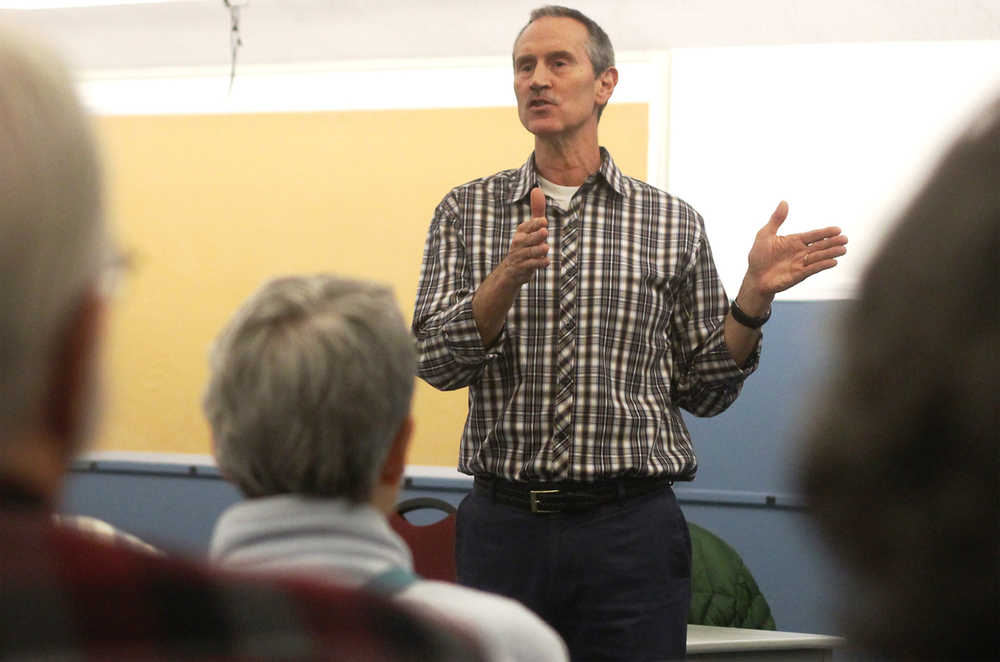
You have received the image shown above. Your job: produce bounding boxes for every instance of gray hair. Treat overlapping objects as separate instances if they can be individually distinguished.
[204,274,417,502]
[0,25,106,442]
[523,6,615,75]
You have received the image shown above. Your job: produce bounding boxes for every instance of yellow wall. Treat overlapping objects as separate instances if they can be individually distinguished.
[95,104,648,465]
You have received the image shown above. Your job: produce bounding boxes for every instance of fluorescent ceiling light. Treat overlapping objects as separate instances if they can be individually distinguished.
[0,1,183,8]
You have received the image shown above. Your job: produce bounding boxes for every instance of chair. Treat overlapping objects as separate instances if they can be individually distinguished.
[687,521,776,630]
[389,497,458,582]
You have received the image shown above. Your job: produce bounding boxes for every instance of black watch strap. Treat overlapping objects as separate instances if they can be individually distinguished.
[730,299,771,329]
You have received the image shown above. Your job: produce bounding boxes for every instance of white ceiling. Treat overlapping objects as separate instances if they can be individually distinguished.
[2,0,999,73]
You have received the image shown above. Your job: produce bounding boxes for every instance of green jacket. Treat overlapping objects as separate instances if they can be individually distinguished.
[688,522,776,630]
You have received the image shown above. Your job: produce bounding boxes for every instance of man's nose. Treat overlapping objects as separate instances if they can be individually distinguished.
[529,68,551,91]
[530,78,551,93]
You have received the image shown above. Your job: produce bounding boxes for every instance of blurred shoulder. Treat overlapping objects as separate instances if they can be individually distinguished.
[401,579,569,662]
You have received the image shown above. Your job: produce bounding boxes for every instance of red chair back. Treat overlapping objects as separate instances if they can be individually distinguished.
[388,497,458,583]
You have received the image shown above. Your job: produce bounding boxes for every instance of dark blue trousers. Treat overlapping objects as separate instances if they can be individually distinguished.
[456,485,691,662]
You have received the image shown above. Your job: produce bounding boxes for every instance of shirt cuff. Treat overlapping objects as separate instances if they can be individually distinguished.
[440,295,508,364]
[701,326,762,383]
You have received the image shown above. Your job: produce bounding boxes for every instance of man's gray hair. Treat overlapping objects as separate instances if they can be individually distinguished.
[204,274,417,502]
[0,26,106,441]
[514,6,616,119]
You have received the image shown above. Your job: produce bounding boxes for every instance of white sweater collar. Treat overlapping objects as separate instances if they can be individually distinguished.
[209,495,414,585]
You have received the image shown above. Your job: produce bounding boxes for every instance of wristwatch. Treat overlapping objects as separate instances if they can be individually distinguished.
[730,299,771,329]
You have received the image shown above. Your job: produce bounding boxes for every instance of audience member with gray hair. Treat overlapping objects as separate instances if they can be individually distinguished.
[205,275,416,506]
[0,23,485,662]
[206,274,569,662]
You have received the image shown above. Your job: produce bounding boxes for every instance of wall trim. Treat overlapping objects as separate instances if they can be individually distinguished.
[70,453,806,509]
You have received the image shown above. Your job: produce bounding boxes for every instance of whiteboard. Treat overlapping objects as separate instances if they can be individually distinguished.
[668,41,1000,300]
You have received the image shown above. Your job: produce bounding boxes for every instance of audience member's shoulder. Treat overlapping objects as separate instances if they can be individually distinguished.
[53,513,164,555]
[0,512,485,661]
[401,579,569,662]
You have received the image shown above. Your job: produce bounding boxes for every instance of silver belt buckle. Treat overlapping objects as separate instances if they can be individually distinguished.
[529,489,560,514]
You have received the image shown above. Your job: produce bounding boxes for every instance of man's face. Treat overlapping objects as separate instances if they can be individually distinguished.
[513,16,608,138]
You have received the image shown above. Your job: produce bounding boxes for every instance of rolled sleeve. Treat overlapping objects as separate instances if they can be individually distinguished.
[671,225,760,417]
[690,317,761,385]
[413,197,507,391]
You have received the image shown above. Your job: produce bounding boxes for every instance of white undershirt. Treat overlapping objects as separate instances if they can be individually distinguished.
[536,174,580,211]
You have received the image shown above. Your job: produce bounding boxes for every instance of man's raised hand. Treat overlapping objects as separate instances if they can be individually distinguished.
[502,187,551,287]
[745,201,848,297]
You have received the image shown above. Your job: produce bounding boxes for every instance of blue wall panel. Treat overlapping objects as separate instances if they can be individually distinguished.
[682,299,848,495]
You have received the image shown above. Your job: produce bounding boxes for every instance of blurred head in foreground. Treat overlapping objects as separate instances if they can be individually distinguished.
[0,23,109,504]
[799,96,999,660]
[0,26,486,662]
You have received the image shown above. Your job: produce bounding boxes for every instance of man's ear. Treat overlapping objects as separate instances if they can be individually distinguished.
[44,288,105,455]
[380,415,414,487]
[596,66,618,106]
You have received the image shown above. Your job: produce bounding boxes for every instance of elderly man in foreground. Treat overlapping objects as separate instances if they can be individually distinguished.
[205,274,569,662]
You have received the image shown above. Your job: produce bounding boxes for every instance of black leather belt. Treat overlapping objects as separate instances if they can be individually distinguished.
[474,476,672,514]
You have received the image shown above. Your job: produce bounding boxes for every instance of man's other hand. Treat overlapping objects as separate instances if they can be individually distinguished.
[744,200,848,300]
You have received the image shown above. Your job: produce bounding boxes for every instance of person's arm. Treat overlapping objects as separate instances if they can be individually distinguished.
[412,188,550,390]
[412,195,485,391]
[724,200,848,365]
[471,188,550,346]
[669,199,847,416]
[669,226,750,417]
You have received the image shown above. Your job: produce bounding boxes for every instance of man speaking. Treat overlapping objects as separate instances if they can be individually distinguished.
[412,6,847,660]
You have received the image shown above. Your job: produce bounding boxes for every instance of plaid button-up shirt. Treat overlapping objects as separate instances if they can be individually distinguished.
[413,149,759,482]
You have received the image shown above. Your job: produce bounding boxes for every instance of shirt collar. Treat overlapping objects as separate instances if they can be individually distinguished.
[210,494,415,573]
[506,146,635,204]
